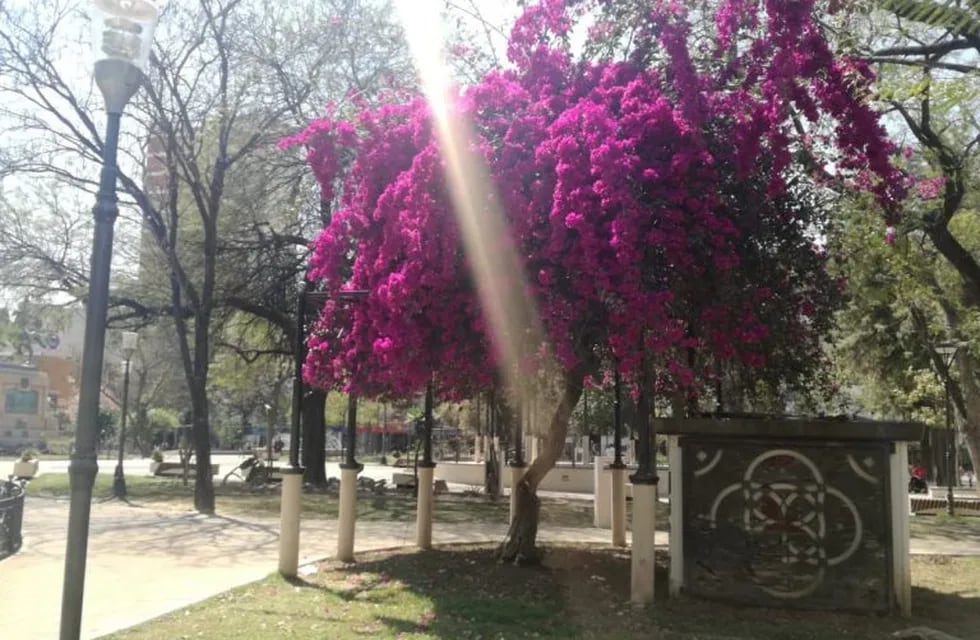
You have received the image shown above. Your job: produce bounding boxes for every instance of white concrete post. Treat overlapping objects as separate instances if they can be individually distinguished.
[416,465,435,549]
[337,466,359,562]
[611,465,627,547]
[509,464,527,524]
[631,482,657,605]
[530,437,539,462]
[498,455,506,496]
[668,436,684,596]
[278,469,303,577]
[890,442,911,616]
[593,456,612,528]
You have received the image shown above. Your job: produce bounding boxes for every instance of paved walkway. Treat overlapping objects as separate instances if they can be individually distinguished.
[0,496,664,639]
[2,493,980,640]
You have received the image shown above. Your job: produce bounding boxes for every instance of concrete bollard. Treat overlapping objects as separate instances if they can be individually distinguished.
[416,465,435,549]
[278,468,303,577]
[630,482,657,605]
[337,466,359,562]
[593,456,612,528]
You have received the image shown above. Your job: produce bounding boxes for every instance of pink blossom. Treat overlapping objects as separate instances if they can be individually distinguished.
[285,0,900,401]
[916,176,945,200]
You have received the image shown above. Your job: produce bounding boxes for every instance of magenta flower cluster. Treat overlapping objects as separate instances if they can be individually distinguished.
[282,0,903,398]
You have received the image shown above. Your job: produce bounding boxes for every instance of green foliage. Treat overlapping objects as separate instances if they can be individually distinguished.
[571,386,616,436]
[827,194,980,423]
[97,410,117,447]
[0,299,69,360]
[876,0,980,36]
[147,408,179,432]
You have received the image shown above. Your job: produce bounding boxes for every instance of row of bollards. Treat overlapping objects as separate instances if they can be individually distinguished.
[277,454,658,604]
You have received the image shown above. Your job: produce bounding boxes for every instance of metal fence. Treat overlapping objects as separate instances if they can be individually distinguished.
[0,478,26,560]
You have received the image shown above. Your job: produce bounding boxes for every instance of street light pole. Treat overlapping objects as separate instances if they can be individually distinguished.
[112,331,138,499]
[935,342,963,518]
[609,368,627,547]
[61,3,159,638]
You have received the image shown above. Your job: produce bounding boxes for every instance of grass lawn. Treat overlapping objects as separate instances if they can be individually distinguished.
[26,473,670,529]
[106,545,980,640]
[910,513,980,541]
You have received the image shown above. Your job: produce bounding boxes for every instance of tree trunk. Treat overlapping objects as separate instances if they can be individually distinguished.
[919,430,935,482]
[302,389,328,486]
[499,371,583,564]
[190,383,216,514]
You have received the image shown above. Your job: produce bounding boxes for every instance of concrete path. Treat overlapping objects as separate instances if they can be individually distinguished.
[2,490,979,639]
[0,496,663,639]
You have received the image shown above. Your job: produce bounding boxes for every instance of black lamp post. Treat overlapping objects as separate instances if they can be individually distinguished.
[421,380,435,467]
[611,369,625,469]
[61,2,159,638]
[630,357,658,486]
[935,343,962,517]
[112,330,138,498]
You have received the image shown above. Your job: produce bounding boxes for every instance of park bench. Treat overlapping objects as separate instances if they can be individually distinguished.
[392,472,415,488]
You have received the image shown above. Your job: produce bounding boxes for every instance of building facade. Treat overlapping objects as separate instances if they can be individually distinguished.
[0,363,55,451]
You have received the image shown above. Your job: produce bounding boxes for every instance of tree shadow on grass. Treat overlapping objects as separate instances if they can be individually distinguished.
[292,546,980,640]
[293,546,580,639]
[652,555,980,640]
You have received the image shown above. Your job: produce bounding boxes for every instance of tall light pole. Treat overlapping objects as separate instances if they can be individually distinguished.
[935,342,963,518]
[61,2,160,638]
[112,330,139,498]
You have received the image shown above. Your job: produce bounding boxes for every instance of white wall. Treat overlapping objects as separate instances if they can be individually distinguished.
[436,460,671,496]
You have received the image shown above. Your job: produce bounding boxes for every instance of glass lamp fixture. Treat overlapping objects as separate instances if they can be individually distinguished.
[121,330,139,359]
[91,0,160,112]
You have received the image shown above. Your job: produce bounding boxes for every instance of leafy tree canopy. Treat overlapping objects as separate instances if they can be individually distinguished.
[287,0,901,405]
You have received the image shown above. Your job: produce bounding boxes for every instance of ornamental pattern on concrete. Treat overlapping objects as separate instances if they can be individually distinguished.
[683,439,892,610]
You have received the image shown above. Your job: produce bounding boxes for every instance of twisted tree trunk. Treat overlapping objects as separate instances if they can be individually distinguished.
[499,371,584,564]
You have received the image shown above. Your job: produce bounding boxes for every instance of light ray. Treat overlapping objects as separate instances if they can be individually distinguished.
[395,0,546,395]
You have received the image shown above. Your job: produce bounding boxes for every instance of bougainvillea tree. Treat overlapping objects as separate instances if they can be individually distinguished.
[284,0,904,559]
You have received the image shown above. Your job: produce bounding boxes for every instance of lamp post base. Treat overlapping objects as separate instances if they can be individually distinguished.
[61,454,99,640]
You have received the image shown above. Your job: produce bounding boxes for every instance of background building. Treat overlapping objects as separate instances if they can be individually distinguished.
[0,362,54,450]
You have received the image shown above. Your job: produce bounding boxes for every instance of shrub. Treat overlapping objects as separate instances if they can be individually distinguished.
[19,449,39,462]
[150,448,164,463]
